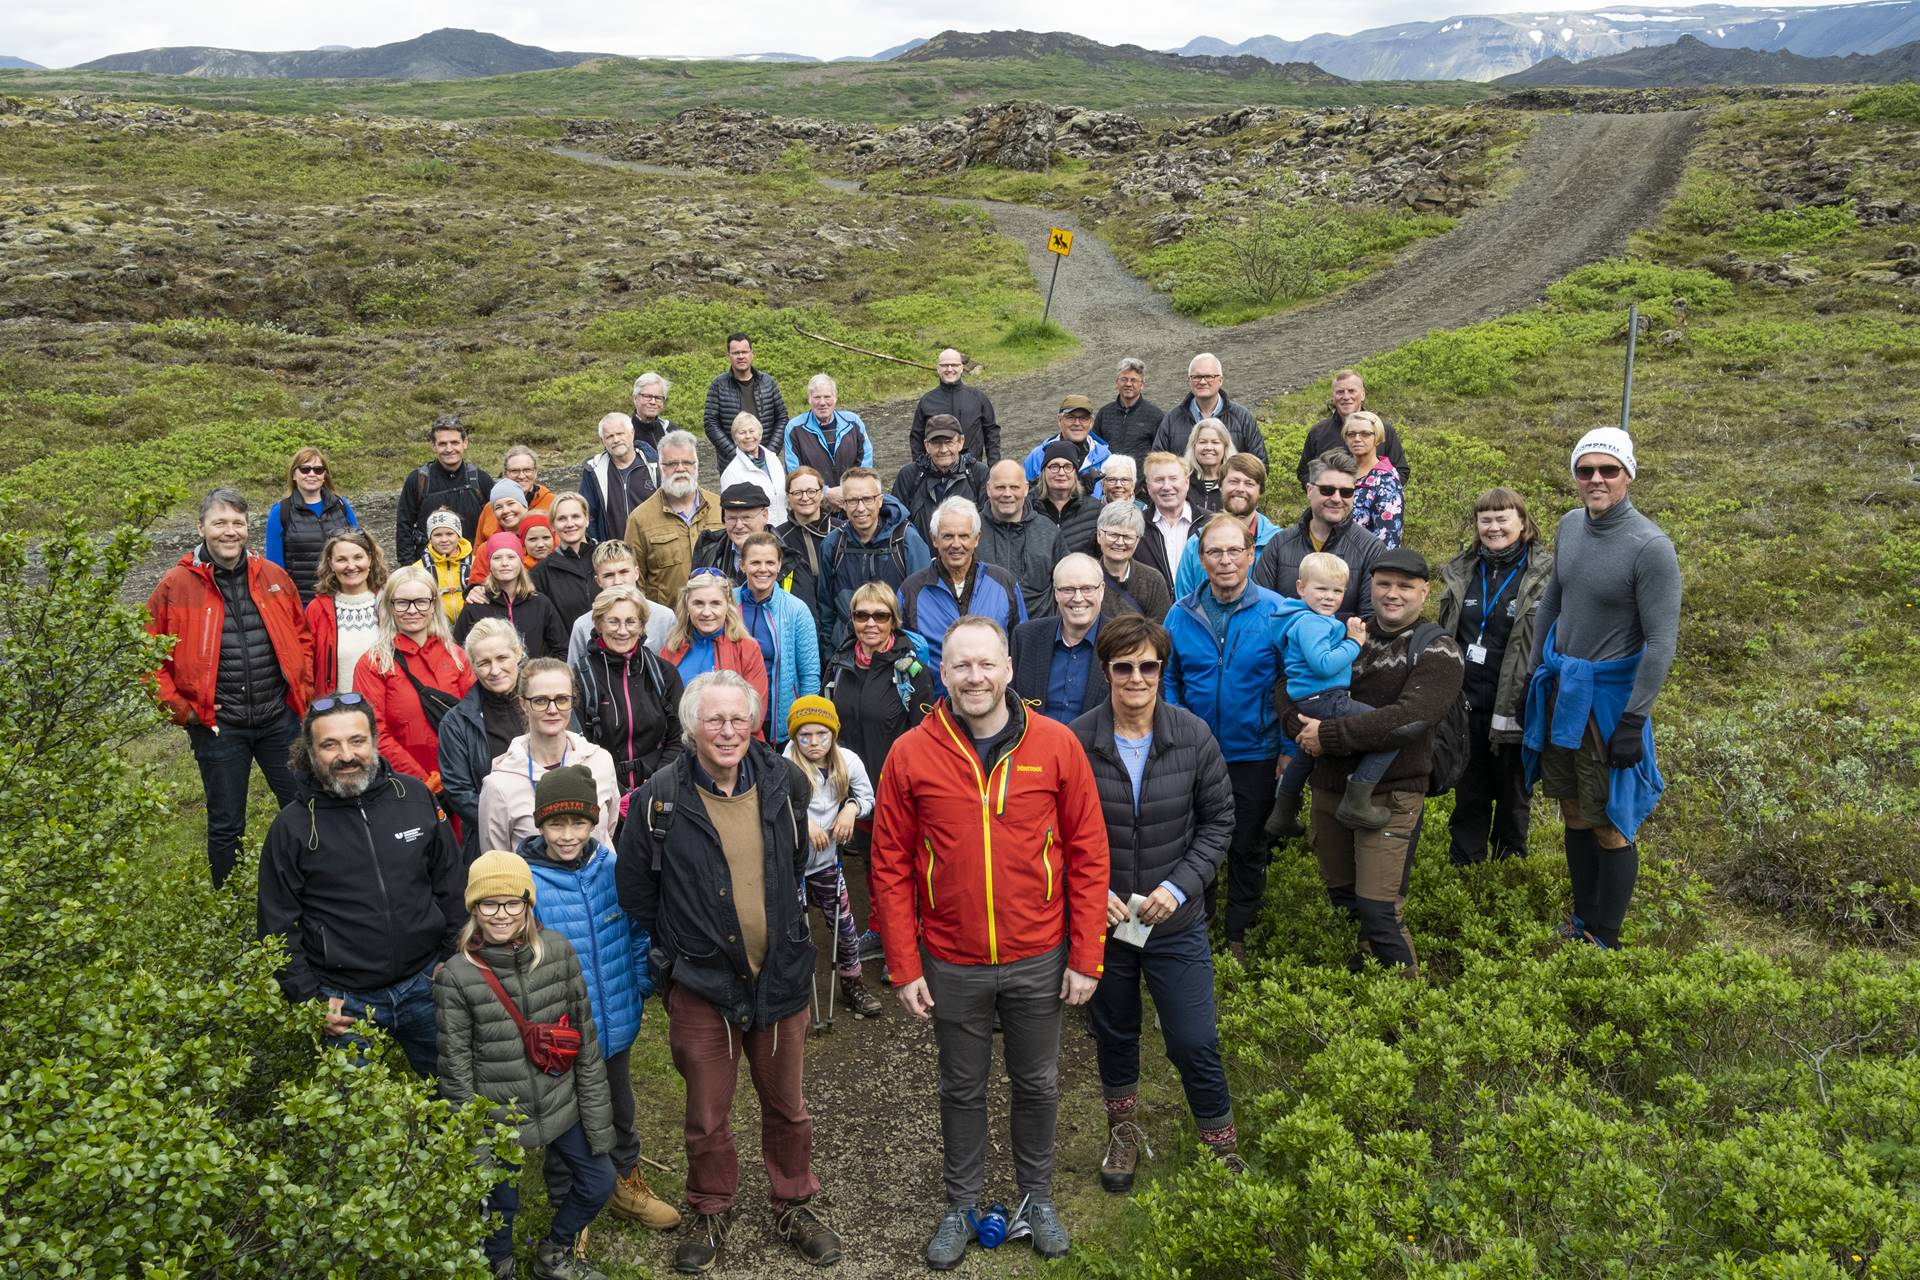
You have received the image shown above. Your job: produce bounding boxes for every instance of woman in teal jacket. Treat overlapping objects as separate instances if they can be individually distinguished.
[736,531,822,745]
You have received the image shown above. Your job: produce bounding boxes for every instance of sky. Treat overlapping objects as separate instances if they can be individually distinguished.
[2,0,1854,66]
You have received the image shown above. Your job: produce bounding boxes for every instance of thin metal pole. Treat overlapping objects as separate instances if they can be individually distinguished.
[1621,302,1639,432]
[1041,254,1062,327]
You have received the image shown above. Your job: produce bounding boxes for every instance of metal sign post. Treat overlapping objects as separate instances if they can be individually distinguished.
[1042,226,1073,326]
[1621,302,1639,431]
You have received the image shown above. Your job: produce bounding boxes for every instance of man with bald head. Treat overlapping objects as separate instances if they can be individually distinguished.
[1011,554,1109,723]
[910,347,999,462]
[1152,352,1268,466]
[582,409,659,543]
[978,459,1062,620]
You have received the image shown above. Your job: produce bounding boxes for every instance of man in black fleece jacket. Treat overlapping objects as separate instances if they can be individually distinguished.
[257,700,465,1077]
[1278,548,1463,973]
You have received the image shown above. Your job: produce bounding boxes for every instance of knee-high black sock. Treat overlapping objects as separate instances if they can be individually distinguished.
[1588,841,1639,949]
[1564,827,1600,928]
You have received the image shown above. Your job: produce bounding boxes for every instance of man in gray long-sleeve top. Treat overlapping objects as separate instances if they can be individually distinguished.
[1525,427,1681,951]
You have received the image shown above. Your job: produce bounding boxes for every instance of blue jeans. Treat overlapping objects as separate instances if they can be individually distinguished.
[318,960,440,1079]
[1278,689,1398,798]
[1089,921,1233,1129]
[186,705,300,888]
[486,1121,616,1262]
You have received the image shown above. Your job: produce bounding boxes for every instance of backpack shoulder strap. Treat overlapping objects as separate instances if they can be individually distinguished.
[1407,621,1448,661]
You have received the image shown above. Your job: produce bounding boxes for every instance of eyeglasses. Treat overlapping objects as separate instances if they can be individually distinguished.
[1107,660,1163,679]
[1575,464,1624,480]
[635,392,666,403]
[660,457,696,470]
[788,486,822,499]
[1099,531,1139,545]
[296,464,327,475]
[851,609,893,624]
[1057,585,1101,599]
[699,715,755,734]
[843,495,880,508]
[391,597,435,613]
[524,694,574,711]
[310,692,367,713]
[1188,373,1221,383]
[1314,484,1356,499]
[476,897,528,917]
[1201,546,1249,561]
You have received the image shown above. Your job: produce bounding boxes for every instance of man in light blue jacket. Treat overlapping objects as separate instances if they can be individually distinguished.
[737,530,821,745]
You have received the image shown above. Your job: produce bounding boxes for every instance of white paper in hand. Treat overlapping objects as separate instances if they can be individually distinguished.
[1111,894,1152,948]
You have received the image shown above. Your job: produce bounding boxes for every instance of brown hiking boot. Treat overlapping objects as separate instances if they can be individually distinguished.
[840,975,883,1018]
[1209,1139,1249,1176]
[610,1167,682,1230]
[776,1196,844,1266]
[1099,1118,1151,1193]
[674,1209,734,1275]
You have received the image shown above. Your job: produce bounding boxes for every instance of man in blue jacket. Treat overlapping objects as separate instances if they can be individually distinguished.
[1163,514,1293,963]
[816,468,931,653]
[897,496,1028,696]
[784,374,874,506]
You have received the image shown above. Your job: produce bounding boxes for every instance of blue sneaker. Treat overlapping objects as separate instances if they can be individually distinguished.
[857,928,884,961]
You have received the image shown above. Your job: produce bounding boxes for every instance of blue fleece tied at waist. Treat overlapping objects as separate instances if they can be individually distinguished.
[1522,624,1665,840]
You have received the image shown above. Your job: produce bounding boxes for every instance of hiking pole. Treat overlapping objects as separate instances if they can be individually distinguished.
[1620,302,1639,432]
[824,871,841,1030]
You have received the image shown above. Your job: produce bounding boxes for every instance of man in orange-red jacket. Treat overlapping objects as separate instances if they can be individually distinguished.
[147,488,313,888]
[870,614,1109,1270]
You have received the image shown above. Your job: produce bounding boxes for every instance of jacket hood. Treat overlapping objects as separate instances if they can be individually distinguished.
[426,538,474,566]
[183,545,252,576]
[515,831,608,874]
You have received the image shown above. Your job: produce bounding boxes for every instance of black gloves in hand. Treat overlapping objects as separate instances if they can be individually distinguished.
[1606,712,1647,769]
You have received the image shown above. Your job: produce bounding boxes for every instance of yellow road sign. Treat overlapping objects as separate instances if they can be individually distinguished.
[1047,226,1073,256]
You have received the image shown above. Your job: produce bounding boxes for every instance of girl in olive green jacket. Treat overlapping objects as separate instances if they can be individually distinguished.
[435,850,616,1280]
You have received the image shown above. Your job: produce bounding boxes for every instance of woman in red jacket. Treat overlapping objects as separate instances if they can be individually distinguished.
[658,567,770,741]
[353,564,476,794]
[306,530,391,697]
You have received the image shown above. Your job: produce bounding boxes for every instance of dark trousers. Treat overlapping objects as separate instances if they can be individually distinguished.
[1280,692,1398,794]
[923,942,1067,1207]
[1221,758,1281,943]
[485,1121,616,1262]
[1088,923,1232,1129]
[546,1048,638,1198]
[666,985,818,1215]
[188,706,300,888]
[1448,712,1532,864]
[1311,787,1426,969]
[318,959,439,1078]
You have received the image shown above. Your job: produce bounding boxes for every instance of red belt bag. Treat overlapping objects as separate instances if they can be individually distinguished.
[469,956,581,1076]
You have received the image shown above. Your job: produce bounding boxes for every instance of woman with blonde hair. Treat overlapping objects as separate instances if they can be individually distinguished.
[306,529,391,697]
[266,445,358,603]
[352,565,475,795]
[1344,410,1405,548]
[1182,418,1238,516]
[455,531,567,659]
[658,567,770,739]
[440,617,528,861]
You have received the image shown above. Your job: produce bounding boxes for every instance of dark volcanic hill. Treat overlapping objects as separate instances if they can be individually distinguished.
[74,28,611,81]
[896,29,1346,82]
[0,56,46,70]
[1492,33,1920,85]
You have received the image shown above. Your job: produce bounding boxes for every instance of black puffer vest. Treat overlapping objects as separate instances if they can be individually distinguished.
[214,557,288,728]
[281,493,354,603]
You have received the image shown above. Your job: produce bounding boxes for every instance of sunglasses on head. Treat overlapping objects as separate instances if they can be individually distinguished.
[310,692,367,714]
[1575,464,1624,480]
[1314,484,1356,499]
[1106,660,1163,679]
[687,566,729,582]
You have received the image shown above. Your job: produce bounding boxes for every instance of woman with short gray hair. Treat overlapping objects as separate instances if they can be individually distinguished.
[1095,502,1172,621]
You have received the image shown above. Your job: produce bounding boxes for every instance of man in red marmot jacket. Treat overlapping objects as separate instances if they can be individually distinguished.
[870,615,1109,1269]
[147,488,313,888]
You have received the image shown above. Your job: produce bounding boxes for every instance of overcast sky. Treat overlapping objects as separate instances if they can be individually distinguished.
[4,0,1847,66]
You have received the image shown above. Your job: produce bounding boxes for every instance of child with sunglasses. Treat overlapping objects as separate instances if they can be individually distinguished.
[435,850,617,1280]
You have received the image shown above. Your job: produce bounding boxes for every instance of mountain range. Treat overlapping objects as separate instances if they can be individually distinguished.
[1179,1,1920,80]
[1494,31,1920,83]
[72,29,610,80]
[894,29,1344,79]
[0,55,45,70]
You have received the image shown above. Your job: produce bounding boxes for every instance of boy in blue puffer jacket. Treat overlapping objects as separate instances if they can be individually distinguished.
[1270,554,1403,835]
[518,765,683,1234]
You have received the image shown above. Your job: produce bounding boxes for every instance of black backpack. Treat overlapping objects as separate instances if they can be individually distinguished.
[1407,622,1472,795]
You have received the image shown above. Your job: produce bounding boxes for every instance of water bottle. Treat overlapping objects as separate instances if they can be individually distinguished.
[968,1203,1010,1248]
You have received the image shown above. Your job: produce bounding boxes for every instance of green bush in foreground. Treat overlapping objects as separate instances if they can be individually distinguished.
[0,504,509,1277]
[1098,853,1920,1279]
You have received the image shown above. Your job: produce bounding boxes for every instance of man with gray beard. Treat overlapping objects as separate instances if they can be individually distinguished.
[625,429,723,607]
[257,694,465,1077]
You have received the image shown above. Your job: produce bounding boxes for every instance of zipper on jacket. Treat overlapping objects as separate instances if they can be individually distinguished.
[933,706,1032,965]
[1041,828,1055,903]
[576,870,608,1043]
[923,837,937,911]
[357,802,395,957]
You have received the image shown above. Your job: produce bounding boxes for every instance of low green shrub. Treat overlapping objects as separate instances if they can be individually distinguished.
[1663,169,1754,234]
[1733,204,1860,251]
[0,504,511,1277]
[1849,83,1920,126]
[1545,259,1736,316]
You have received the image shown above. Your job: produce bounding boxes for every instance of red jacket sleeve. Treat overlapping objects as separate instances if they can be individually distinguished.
[354,656,434,783]
[145,573,193,724]
[868,741,924,986]
[1054,736,1111,978]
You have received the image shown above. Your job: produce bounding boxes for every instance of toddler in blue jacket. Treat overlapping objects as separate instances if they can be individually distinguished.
[1271,553,1401,834]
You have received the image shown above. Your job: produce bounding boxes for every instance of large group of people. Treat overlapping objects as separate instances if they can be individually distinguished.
[145,338,1679,1278]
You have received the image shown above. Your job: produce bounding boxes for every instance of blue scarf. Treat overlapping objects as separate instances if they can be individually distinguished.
[1521,624,1665,839]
